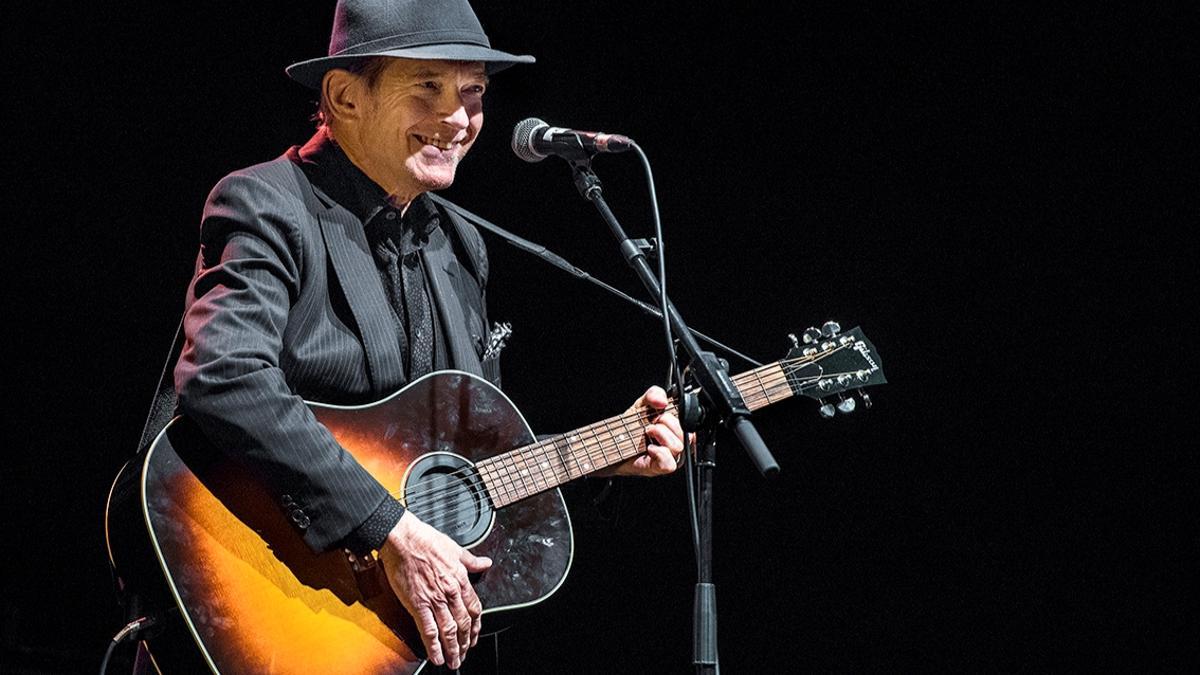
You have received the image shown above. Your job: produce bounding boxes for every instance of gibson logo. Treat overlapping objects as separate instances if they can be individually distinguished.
[853,341,879,372]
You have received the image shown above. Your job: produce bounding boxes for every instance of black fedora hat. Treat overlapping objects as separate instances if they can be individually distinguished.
[286,0,535,89]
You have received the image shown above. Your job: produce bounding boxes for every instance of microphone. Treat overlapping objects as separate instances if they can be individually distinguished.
[511,118,633,163]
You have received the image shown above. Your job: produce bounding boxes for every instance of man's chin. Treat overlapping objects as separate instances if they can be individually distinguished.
[417,175,456,192]
[408,162,460,192]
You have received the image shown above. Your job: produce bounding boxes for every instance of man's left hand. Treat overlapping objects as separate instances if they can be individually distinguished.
[597,386,687,477]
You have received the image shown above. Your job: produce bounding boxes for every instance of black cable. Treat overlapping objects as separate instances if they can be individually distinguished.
[99,615,157,675]
[630,142,704,576]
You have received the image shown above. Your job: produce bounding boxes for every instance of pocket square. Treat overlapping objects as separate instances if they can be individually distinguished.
[482,322,512,362]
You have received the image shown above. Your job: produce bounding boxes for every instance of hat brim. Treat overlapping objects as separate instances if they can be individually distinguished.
[286,45,535,89]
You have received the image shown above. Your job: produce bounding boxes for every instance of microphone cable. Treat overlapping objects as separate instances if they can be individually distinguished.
[629,142,703,577]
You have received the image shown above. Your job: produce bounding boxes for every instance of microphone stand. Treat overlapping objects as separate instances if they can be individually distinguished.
[563,153,780,674]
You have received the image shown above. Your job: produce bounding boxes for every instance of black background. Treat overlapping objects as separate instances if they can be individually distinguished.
[2,2,1192,673]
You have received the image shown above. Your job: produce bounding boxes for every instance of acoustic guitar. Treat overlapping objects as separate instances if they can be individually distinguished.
[106,325,884,673]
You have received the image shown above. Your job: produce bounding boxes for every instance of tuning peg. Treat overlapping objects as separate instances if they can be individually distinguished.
[818,401,836,418]
[857,389,873,409]
[836,395,856,414]
[802,327,823,344]
[788,333,800,349]
[821,320,841,337]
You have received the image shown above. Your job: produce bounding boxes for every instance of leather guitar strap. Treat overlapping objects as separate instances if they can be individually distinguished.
[136,317,184,454]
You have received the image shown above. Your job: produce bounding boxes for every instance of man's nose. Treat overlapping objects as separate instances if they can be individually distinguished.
[440,96,471,130]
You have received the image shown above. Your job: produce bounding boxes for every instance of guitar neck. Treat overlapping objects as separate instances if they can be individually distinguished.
[476,362,791,507]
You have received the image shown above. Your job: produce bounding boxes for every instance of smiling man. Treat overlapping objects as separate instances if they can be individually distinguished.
[318,58,488,204]
[151,1,686,674]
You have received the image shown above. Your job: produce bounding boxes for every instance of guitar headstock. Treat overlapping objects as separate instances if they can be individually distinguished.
[783,321,886,418]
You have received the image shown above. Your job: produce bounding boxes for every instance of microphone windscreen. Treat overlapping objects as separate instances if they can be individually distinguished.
[511,117,548,163]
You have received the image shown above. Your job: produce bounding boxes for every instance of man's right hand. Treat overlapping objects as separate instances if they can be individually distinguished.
[377,511,492,670]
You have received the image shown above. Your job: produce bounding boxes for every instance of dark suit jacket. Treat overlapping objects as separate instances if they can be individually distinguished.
[174,147,496,553]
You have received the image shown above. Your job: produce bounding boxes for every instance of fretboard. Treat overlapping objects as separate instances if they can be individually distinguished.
[476,361,793,507]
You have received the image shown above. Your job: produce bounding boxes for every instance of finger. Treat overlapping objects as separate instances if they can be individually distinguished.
[645,445,677,474]
[626,385,667,414]
[464,582,484,647]
[646,423,684,453]
[643,385,669,410]
[460,549,493,572]
[654,410,685,443]
[432,601,460,669]
[446,581,472,664]
[415,605,443,666]
[633,454,652,471]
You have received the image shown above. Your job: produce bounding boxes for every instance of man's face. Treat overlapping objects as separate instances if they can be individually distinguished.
[347,58,487,201]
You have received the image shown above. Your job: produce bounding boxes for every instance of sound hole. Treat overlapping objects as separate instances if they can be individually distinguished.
[403,452,494,547]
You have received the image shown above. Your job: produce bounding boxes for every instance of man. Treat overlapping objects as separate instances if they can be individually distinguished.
[169,0,684,671]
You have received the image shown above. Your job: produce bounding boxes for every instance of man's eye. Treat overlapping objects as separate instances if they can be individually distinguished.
[464,85,486,96]
[419,81,440,90]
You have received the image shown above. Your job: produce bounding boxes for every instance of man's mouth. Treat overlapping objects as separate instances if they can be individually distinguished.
[414,134,456,151]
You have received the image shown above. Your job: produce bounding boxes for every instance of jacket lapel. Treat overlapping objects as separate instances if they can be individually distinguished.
[310,185,405,391]
[423,224,485,377]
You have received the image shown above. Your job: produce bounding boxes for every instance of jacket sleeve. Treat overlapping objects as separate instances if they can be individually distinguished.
[174,170,401,554]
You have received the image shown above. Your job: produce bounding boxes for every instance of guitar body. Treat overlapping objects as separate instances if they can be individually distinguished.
[106,371,573,674]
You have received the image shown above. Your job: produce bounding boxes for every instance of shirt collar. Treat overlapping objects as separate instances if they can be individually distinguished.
[294,132,441,240]
[297,131,391,225]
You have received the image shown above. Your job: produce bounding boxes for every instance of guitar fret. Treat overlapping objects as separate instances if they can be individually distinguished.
[617,413,644,462]
[751,367,772,405]
[583,423,608,471]
[515,446,536,497]
[503,450,530,503]
[538,439,572,486]
[568,433,596,475]
[479,457,515,507]
[530,442,558,491]
[581,423,612,472]
[544,436,577,482]
[734,364,789,412]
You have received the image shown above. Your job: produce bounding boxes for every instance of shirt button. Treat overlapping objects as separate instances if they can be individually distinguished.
[385,211,397,220]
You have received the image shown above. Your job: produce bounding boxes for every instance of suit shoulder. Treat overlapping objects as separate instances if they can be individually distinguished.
[208,153,308,205]
[198,152,313,261]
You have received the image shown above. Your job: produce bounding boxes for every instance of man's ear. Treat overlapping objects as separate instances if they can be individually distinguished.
[321,68,363,124]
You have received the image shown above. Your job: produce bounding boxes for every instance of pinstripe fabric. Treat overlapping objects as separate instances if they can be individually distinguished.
[174,146,493,553]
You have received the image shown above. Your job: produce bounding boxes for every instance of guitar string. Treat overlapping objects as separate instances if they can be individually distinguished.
[390,339,868,507]
[392,355,859,517]
[394,360,873,524]
[400,368,861,526]
[422,409,645,513]
[389,345,868,511]
[400,366,870,527]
